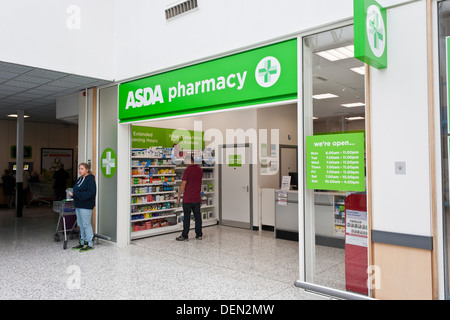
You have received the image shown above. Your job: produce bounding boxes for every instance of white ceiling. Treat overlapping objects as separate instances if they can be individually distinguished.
[0,61,111,124]
[312,56,365,119]
[309,25,365,120]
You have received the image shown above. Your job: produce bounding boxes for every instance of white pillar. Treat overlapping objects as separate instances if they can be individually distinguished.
[15,110,24,217]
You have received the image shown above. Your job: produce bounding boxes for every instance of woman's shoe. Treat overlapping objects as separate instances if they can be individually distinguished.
[79,245,93,252]
[72,243,85,250]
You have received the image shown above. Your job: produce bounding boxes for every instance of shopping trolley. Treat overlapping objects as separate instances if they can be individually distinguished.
[28,182,53,207]
[53,199,78,249]
[52,199,112,249]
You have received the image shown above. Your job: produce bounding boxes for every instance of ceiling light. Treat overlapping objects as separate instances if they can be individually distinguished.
[341,102,365,108]
[351,66,365,75]
[313,117,319,120]
[312,93,339,100]
[7,114,30,118]
[315,45,354,61]
[345,116,365,121]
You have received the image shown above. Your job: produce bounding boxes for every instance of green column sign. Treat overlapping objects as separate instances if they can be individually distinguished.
[354,0,387,69]
[306,133,365,192]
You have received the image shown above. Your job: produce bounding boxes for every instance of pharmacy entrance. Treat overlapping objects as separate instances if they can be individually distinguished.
[114,38,297,243]
[107,31,368,298]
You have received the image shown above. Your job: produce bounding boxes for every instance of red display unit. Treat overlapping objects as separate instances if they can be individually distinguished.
[344,193,368,295]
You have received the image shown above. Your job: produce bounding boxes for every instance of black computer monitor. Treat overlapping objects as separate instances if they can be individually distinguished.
[289,172,298,190]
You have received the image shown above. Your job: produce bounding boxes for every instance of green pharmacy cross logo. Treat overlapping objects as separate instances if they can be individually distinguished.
[255,56,281,88]
[366,5,386,58]
[259,59,277,83]
[101,148,117,178]
[368,10,383,49]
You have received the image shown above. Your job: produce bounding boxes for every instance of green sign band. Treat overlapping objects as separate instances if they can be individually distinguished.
[119,39,297,123]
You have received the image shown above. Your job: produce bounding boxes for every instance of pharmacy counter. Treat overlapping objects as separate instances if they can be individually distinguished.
[274,190,299,241]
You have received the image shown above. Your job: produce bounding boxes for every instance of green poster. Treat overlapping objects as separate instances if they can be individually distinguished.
[306,133,365,192]
[131,126,167,148]
[131,126,205,150]
[354,0,387,69]
[228,155,242,167]
[10,145,32,159]
[166,128,204,150]
[119,39,297,122]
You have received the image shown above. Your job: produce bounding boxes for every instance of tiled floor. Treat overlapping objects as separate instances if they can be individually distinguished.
[0,205,344,300]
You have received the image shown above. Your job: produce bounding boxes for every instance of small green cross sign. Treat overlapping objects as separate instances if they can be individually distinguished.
[368,12,383,50]
[354,0,387,69]
[101,148,117,178]
[259,59,278,83]
[255,56,281,87]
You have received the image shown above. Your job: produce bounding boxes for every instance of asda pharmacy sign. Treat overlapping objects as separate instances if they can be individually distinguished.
[354,0,387,69]
[118,39,297,122]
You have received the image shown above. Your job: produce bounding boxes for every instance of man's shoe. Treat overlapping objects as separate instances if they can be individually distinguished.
[196,236,202,240]
[176,235,188,241]
[72,243,85,251]
[79,245,93,252]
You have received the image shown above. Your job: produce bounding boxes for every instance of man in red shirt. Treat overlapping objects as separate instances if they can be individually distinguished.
[176,153,203,241]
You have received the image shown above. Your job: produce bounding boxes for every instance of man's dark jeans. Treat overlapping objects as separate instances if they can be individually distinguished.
[182,202,202,239]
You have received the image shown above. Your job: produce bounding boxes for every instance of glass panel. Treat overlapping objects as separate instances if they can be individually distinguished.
[438,0,450,300]
[98,86,118,241]
[302,25,368,295]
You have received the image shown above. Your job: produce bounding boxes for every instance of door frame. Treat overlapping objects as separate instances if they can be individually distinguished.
[279,144,298,188]
[218,143,253,229]
[295,20,375,300]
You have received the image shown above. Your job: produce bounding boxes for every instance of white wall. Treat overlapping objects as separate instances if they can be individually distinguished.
[77,89,95,167]
[56,92,78,122]
[0,0,414,82]
[113,0,354,80]
[0,0,114,80]
[371,1,431,236]
[257,104,298,188]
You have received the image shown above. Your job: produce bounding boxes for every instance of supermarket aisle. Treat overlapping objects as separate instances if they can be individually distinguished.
[0,206,309,300]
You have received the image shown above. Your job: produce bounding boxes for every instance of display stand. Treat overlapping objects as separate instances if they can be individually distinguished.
[344,193,368,295]
[130,147,216,239]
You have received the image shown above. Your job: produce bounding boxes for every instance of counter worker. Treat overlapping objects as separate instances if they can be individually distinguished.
[69,162,96,252]
[176,153,203,241]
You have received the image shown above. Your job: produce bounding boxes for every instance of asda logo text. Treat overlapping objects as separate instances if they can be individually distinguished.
[125,71,247,109]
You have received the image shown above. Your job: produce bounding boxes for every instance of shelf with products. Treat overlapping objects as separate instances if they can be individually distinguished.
[334,195,346,236]
[314,191,347,239]
[130,146,217,239]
